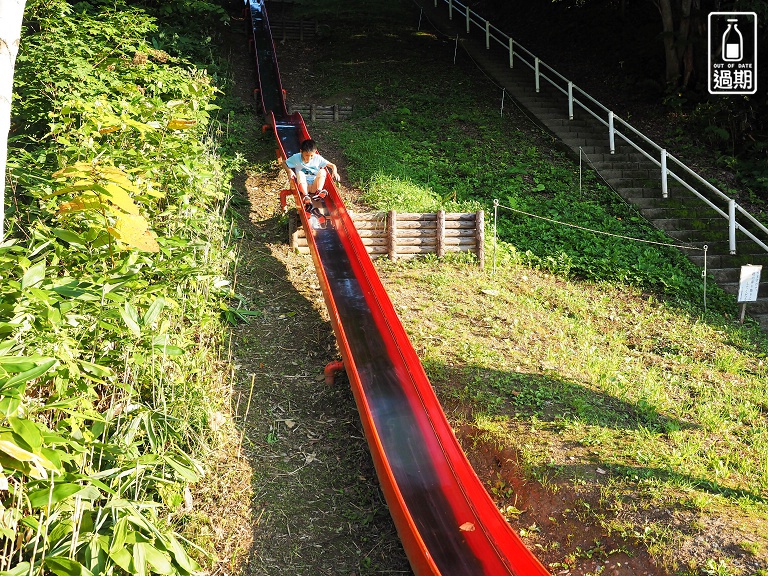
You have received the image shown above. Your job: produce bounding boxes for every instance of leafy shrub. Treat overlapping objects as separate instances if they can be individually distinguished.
[1,1,239,574]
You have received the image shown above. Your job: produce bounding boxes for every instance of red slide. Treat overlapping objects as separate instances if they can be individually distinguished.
[247,0,551,573]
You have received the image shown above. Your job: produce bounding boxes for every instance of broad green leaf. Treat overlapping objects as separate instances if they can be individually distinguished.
[21,261,46,289]
[109,517,128,553]
[0,561,31,576]
[163,453,200,482]
[52,228,86,246]
[27,483,96,508]
[166,534,198,573]
[0,439,50,478]
[136,543,172,575]
[108,546,133,573]
[153,344,184,356]
[0,397,21,417]
[120,302,142,337]
[44,557,95,576]
[3,358,56,390]
[78,360,113,378]
[133,541,147,576]
[8,417,43,451]
[143,298,165,326]
[0,356,36,371]
[46,183,97,197]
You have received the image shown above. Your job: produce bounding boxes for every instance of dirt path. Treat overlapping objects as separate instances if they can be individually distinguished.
[218,12,412,576]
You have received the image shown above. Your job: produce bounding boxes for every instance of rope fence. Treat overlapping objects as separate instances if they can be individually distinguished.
[492,199,710,312]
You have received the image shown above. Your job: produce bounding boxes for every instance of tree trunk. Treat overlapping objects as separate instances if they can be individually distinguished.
[0,0,27,239]
[657,0,681,87]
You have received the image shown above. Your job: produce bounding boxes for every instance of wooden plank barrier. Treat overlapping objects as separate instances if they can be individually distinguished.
[289,210,485,268]
[287,104,354,122]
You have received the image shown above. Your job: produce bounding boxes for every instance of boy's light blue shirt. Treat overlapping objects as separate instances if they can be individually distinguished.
[286,152,329,184]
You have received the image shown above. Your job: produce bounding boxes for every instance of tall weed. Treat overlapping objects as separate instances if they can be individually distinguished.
[1,1,238,574]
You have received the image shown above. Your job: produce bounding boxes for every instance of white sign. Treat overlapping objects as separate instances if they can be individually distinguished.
[708,12,758,95]
[737,264,762,302]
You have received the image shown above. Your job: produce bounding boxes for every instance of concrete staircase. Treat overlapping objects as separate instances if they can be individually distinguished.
[420,3,768,330]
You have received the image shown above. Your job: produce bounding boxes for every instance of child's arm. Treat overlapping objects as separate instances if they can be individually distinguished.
[326,162,340,181]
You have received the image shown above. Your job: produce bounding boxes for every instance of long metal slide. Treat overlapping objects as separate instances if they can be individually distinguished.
[244,2,551,574]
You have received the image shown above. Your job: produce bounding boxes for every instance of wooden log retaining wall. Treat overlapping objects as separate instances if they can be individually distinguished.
[287,104,354,122]
[270,20,319,42]
[289,210,485,268]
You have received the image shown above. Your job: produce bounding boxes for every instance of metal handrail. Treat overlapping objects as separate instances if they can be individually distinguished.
[436,0,768,257]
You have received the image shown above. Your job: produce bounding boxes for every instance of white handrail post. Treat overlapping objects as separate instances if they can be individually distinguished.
[465,8,470,33]
[661,149,668,198]
[608,111,615,155]
[729,199,737,254]
[434,0,437,6]
[535,57,540,93]
[449,0,453,20]
[508,38,514,68]
[567,81,573,120]
[485,20,490,49]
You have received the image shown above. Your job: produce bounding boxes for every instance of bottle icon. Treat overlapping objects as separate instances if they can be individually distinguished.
[722,18,743,61]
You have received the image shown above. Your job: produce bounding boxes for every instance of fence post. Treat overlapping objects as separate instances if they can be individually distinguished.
[535,57,540,93]
[568,81,574,120]
[509,38,514,68]
[475,210,485,269]
[437,210,446,258]
[661,149,668,198]
[465,8,470,33]
[434,0,437,6]
[729,199,737,255]
[449,0,453,19]
[387,210,398,260]
[485,20,490,49]
[608,111,615,155]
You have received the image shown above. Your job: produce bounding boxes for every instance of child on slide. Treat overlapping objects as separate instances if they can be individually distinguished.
[283,138,340,213]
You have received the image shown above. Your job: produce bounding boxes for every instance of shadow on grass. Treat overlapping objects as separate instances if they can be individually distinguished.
[427,361,698,434]
[429,362,768,506]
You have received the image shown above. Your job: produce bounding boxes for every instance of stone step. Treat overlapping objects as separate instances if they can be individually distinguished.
[627,195,696,207]
[539,117,595,128]
[682,239,768,256]
[688,252,768,269]
[651,218,724,233]
[664,227,733,242]
[640,206,721,220]
[589,161,659,172]
[720,284,768,303]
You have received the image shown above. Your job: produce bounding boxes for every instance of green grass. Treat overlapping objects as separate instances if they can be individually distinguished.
[380,256,768,571]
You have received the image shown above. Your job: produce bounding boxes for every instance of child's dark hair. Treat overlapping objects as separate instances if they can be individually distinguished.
[300,139,318,153]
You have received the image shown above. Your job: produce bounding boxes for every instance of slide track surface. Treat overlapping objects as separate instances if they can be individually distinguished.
[245,2,551,574]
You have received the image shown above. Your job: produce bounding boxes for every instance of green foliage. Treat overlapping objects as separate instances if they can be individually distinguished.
[1,0,240,573]
[322,27,731,315]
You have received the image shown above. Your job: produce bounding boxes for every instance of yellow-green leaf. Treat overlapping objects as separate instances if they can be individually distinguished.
[109,214,159,252]
[166,119,196,130]
[57,194,105,215]
[94,183,139,215]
